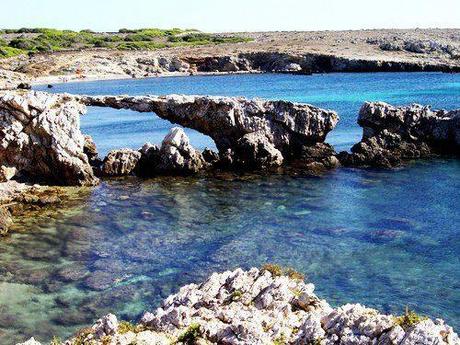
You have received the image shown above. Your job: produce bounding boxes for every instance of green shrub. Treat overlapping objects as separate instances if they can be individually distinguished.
[262,263,284,277]
[261,264,306,281]
[393,307,428,330]
[0,28,252,58]
[177,323,201,344]
[0,46,25,58]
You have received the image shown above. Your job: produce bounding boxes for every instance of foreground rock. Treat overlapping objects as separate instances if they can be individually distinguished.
[0,91,98,185]
[82,94,339,169]
[339,102,460,168]
[19,268,459,345]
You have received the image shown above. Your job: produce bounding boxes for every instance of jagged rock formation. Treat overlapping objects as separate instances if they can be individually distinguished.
[0,91,99,185]
[81,94,339,169]
[0,90,338,185]
[339,102,460,168]
[101,149,141,176]
[153,127,206,174]
[18,268,459,345]
[103,128,207,176]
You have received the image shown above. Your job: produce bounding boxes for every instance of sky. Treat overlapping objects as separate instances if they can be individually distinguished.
[1,0,459,32]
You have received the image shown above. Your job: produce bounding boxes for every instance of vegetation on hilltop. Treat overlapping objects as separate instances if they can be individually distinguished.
[0,28,251,58]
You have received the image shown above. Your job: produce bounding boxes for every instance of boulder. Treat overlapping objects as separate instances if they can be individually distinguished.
[0,91,98,186]
[0,165,17,182]
[233,132,284,168]
[101,149,141,176]
[136,129,206,176]
[83,135,101,166]
[157,127,206,174]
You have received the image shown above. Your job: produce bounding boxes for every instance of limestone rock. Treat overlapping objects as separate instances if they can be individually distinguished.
[80,94,339,169]
[233,132,284,168]
[0,164,17,182]
[18,268,460,345]
[83,135,101,167]
[156,127,206,174]
[0,91,98,186]
[339,102,460,168]
[92,313,119,338]
[401,319,460,345]
[0,69,30,91]
[202,147,220,165]
[101,149,141,176]
[136,142,161,177]
[15,338,42,345]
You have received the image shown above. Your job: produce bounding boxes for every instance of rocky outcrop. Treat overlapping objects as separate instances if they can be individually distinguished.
[105,128,207,177]
[19,268,459,345]
[81,94,339,169]
[101,149,141,176]
[0,90,339,185]
[0,91,99,185]
[339,102,460,168]
[155,127,206,174]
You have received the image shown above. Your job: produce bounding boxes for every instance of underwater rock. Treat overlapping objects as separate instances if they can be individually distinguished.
[0,91,98,186]
[0,206,12,235]
[84,271,117,291]
[339,102,460,168]
[80,94,339,169]
[26,268,459,345]
[101,149,141,177]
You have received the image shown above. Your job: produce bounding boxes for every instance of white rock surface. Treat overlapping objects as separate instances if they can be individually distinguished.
[16,268,460,345]
[0,91,98,185]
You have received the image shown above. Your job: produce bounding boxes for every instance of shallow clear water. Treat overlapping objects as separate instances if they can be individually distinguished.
[0,73,458,344]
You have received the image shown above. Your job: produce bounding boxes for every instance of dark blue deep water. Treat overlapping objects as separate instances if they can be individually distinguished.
[0,73,458,344]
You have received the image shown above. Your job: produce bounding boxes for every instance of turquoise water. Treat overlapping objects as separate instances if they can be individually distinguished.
[0,73,458,344]
[36,72,460,154]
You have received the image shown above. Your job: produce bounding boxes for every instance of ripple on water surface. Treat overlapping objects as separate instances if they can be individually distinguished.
[0,159,459,344]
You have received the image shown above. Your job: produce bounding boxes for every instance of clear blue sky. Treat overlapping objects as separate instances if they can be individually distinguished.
[1,0,459,32]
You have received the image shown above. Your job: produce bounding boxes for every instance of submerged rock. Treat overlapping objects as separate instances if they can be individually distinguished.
[0,91,98,186]
[23,268,459,345]
[0,206,12,235]
[339,102,460,168]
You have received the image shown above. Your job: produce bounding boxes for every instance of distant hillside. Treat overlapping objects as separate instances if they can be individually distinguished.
[0,28,251,58]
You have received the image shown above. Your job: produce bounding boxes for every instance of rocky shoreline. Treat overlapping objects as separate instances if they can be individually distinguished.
[18,267,460,345]
[1,29,460,88]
